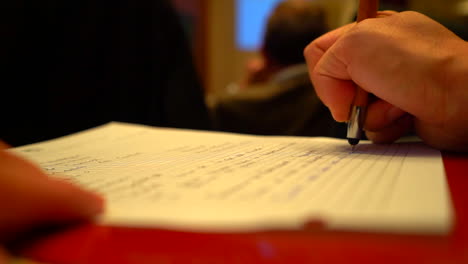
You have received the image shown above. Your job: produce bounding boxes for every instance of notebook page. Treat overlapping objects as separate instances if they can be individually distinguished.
[11,122,453,233]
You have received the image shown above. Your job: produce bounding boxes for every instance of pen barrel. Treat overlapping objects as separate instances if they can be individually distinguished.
[347,0,378,142]
[357,0,379,22]
[347,84,368,140]
[353,85,369,107]
[347,105,366,140]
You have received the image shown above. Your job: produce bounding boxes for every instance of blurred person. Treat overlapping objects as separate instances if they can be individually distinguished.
[0,0,210,260]
[0,0,211,147]
[304,11,468,152]
[208,0,346,137]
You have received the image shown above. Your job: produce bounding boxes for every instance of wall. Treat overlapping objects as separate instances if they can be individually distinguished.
[205,0,357,95]
[206,0,237,93]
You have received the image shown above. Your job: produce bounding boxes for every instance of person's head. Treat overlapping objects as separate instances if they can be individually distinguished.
[263,0,328,68]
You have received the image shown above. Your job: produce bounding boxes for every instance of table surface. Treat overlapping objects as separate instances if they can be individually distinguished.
[18,152,468,264]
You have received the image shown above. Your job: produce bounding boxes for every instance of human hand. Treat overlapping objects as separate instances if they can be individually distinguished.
[0,142,104,262]
[304,11,468,152]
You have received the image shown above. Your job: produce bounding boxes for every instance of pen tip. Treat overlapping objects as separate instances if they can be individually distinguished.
[347,138,360,146]
[348,138,359,153]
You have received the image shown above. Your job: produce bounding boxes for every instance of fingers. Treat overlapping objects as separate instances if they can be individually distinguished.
[40,177,105,221]
[304,9,468,151]
[313,76,356,122]
[342,11,459,124]
[365,114,414,144]
[304,24,356,121]
[303,12,398,122]
[305,11,450,125]
[304,23,355,78]
[365,99,407,131]
[303,10,397,75]
[0,151,104,241]
[364,99,413,144]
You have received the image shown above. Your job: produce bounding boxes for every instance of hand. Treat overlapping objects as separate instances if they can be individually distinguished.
[0,141,104,262]
[304,11,468,152]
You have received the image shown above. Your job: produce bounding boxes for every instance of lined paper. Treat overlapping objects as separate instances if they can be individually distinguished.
[12,122,453,233]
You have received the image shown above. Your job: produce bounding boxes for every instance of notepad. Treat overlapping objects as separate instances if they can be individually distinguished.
[11,122,453,234]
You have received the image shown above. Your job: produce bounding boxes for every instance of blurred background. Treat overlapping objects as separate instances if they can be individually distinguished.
[170,0,468,96]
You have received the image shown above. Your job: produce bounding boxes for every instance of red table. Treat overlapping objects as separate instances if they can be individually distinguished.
[19,152,468,264]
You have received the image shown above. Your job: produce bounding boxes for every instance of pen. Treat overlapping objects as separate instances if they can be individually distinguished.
[347,0,379,151]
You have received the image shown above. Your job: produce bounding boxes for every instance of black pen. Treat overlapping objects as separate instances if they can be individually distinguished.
[347,0,379,151]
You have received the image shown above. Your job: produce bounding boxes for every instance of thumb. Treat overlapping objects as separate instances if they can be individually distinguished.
[0,150,104,241]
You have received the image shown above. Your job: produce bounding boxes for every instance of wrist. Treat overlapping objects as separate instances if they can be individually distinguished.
[431,39,468,151]
[443,40,468,124]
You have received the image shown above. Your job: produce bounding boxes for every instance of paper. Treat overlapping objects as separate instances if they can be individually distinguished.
[11,122,453,233]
